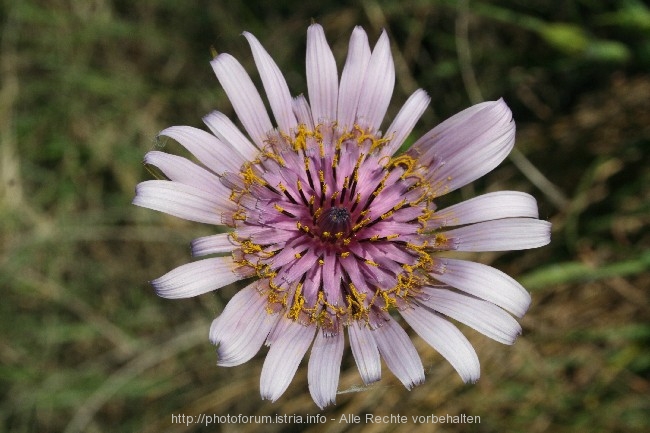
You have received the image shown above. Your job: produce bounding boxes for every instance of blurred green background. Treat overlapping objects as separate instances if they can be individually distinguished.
[1,0,648,432]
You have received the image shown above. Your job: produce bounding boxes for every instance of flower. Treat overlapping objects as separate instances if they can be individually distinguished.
[133,24,551,409]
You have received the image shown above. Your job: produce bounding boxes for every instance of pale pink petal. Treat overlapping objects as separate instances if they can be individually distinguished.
[203,111,259,161]
[357,31,395,131]
[401,306,480,383]
[430,258,531,317]
[306,24,338,123]
[264,312,292,346]
[144,151,223,193]
[355,30,395,132]
[292,95,314,129]
[430,191,539,229]
[191,233,237,257]
[408,99,515,195]
[243,32,298,132]
[260,319,316,402]
[210,53,273,147]
[337,26,371,131]
[434,218,552,252]
[373,314,425,389]
[158,126,243,174]
[132,180,234,225]
[209,282,280,366]
[381,89,430,156]
[308,328,344,409]
[419,287,522,344]
[348,321,381,385]
[412,99,505,146]
[151,257,241,299]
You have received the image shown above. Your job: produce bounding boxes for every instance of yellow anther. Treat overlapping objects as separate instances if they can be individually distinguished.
[353,155,363,181]
[263,150,286,166]
[380,290,398,309]
[287,283,305,320]
[292,124,310,151]
[241,164,266,186]
[352,218,371,231]
[434,233,449,247]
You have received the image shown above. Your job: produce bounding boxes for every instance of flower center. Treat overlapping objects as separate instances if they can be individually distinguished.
[316,206,351,239]
[227,123,435,329]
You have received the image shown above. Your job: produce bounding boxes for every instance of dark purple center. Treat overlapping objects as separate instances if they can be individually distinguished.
[317,206,352,237]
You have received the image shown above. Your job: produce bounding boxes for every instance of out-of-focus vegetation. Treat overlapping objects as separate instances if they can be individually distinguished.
[1,0,648,432]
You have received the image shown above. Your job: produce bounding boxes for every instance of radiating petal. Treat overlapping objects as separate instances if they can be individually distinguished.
[373,314,425,389]
[191,233,237,257]
[281,249,320,284]
[151,257,241,299]
[430,191,539,229]
[308,328,344,409]
[260,319,316,402]
[211,53,273,147]
[348,321,381,385]
[381,89,430,156]
[434,218,552,252]
[210,282,280,366]
[203,111,259,161]
[133,180,234,225]
[292,95,314,130]
[337,26,371,131]
[306,24,338,123]
[158,126,243,174]
[144,151,223,193]
[264,312,292,346]
[355,30,395,132]
[419,287,522,344]
[401,306,480,383]
[408,99,514,195]
[430,258,531,317]
[243,32,297,132]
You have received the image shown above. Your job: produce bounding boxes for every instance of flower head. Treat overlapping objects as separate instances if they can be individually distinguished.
[133,24,551,408]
